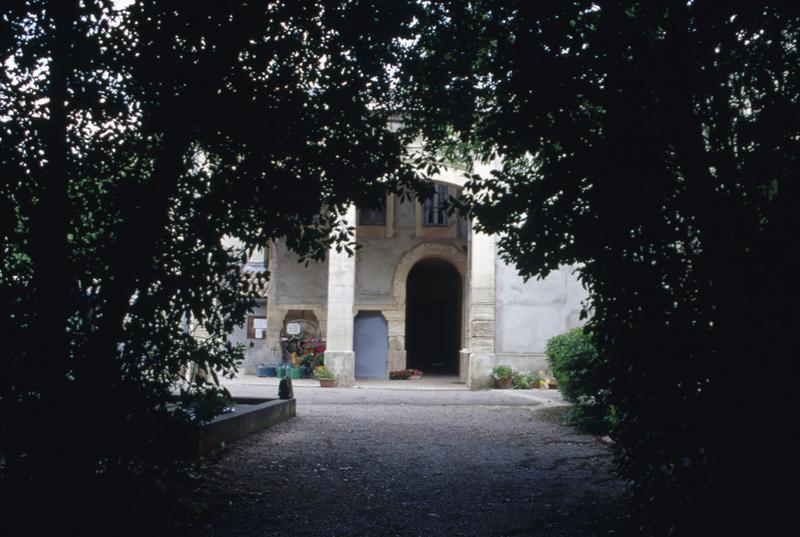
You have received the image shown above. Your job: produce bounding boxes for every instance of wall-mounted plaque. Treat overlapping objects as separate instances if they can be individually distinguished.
[286,322,301,335]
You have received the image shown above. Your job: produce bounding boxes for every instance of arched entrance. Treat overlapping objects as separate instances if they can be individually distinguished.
[406,258,462,374]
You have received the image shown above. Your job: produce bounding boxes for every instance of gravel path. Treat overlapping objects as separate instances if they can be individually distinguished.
[199,389,624,537]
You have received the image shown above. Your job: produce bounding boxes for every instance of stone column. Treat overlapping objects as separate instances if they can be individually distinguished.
[385,309,406,372]
[466,223,496,389]
[323,205,357,387]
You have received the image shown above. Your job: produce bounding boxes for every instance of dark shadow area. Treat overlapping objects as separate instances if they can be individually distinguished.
[406,258,461,374]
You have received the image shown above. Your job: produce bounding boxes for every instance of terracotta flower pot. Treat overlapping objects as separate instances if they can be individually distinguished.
[319,378,335,388]
[495,377,512,389]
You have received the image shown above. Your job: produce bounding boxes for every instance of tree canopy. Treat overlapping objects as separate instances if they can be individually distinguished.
[397,1,797,533]
[2,1,798,534]
[1,0,426,530]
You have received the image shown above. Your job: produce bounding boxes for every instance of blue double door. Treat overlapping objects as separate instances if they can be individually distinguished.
[354,311,388,379]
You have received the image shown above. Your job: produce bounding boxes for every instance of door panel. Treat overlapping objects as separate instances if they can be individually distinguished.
[354,312,388,379]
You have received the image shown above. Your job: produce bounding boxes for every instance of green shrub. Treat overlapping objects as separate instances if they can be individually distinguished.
[545,328,613,434]
[490,364,513,380]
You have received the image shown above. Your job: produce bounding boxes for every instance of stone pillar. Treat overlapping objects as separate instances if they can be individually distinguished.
[466,223,496,389]
[324,205,356,387]
[384,309,406,373]
[264,240,283,365]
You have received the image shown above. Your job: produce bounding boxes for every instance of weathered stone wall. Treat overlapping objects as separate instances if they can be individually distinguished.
[229,159,589,386]
[247,192,469,380]
[230,299,269,375]
[273,241,329,305]
[216,237,270,376]
[356,193,468,305]
[352,183,469,376]
[253,240,330,372]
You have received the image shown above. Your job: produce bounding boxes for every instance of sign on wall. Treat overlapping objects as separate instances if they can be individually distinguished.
[247,316,267,339]
[286,322,301,335]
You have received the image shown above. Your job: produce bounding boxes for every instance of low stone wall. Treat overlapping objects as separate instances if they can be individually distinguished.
[196,397,296,456]
[493,354,550,375]
[467,353,550,390]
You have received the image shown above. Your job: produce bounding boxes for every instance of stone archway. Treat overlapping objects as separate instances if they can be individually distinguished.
[385,243,467,372]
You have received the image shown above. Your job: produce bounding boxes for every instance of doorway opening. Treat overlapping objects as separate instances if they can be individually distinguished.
[405,258,462,374]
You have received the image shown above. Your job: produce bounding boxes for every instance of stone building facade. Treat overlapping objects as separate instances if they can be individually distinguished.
[232,162,586,389]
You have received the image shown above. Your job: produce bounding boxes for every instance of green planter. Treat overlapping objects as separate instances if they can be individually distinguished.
[289,367,301,380]
[277,366,286,378]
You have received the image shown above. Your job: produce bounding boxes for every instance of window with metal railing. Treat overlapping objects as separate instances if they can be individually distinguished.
[422,184,449,227]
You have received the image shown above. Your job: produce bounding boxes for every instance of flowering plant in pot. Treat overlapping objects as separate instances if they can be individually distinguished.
[389,369,411,380]
[511,371,541,390]
[408,369,423,380]
[535,370,558,389]
[313,366,335,387]
[490,364,514,389]
[300,338,326,371]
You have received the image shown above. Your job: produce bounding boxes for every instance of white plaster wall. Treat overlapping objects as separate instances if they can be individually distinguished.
[494,261,587,354]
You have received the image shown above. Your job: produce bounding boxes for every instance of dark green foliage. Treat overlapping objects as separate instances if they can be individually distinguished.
[546,329,612,434]
[0,1,424,532]
[545,328,602,402]
[397,1,798,534]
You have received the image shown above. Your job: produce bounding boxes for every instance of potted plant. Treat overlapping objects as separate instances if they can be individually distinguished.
[535,370,558,389]
[408,369,423,380]
[389,369,411,380]
[300,338,326,370]
[490,364,514,389]
[511,371,541,390]
[313,366,336,387]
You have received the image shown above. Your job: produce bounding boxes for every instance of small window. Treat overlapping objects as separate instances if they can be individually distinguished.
[244,245,268,273]
[422,184,449,227]
[359,205,386,226]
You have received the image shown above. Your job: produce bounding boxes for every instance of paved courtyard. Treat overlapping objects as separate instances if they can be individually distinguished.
[199,384,624,537]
